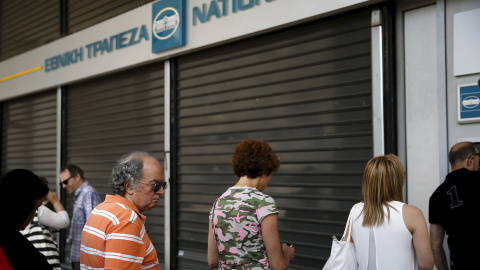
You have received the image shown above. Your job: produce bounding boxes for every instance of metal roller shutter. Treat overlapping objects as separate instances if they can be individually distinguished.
[0,0,60,61]
[68,0,155,34]
[65,62,165,264]
[175,10,372,269]
[1,90,58,187]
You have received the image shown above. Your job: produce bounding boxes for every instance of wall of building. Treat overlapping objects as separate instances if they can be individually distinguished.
[403,3,446,218]
[445,0,480,145]
[398,0,480,219]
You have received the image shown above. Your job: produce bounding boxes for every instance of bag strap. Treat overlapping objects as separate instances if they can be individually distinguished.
[341,203,357,242]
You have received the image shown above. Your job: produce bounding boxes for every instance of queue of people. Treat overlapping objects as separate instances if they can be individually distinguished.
[0,140,478,269]
[207,140,479,270]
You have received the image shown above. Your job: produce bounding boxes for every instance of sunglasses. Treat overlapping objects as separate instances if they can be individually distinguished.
[140,181,167,192]
[60,176,73,186]
[468,153,480,159]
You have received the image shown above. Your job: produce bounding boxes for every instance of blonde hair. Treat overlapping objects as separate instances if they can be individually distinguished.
[361,154,405,227]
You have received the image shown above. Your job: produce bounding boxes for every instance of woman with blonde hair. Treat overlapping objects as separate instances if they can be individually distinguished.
[345,154,433,270]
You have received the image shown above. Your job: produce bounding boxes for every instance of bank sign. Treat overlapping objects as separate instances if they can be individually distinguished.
[458,83,480,123]
[43,0,186,73]
[41,0,274,73]
[152,0,186,53]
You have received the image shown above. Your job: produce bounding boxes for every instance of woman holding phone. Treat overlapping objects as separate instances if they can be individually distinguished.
[208,139,295,270]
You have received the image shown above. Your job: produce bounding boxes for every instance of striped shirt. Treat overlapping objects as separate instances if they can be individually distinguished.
[21,213,61,270]
[80,195,160,270]
[69,181,101,262]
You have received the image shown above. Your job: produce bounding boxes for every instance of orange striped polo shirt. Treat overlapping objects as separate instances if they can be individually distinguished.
[80,195,160,270]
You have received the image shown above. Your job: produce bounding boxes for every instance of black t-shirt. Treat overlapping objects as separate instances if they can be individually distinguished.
[429,168,480,269]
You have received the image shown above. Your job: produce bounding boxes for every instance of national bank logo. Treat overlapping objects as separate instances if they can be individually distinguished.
[154,8,179,40]
[458,84,480,123]
[462,96,480,109]
[152,0,186,53]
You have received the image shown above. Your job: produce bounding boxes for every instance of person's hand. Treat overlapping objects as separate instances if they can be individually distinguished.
[46,191,67,213]
[46,191,60,203]
[281,243,295,262]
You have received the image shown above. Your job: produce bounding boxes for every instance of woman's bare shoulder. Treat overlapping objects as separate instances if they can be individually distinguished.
[403,204,423,216]
[402,204,426,232]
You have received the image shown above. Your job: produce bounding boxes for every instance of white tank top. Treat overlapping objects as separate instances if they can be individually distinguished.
[350,201,418,270]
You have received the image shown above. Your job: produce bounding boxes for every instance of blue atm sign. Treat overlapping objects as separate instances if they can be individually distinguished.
[458,83,480,123]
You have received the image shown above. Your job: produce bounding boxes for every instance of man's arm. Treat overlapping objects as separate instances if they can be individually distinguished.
[430,223,448,270]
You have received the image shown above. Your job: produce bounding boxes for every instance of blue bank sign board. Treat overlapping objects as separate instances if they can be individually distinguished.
[152,0,186,53]
[458,83,480,123]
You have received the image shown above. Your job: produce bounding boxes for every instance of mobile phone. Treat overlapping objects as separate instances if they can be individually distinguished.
[285,243,293,247]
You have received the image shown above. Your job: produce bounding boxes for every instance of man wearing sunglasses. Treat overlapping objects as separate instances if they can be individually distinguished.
[429,141,480,270]
[60,164,101,270]
[80,151,166,270]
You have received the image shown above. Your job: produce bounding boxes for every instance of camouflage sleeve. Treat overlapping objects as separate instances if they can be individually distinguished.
[256,194,278,222]
[209,199,217,221]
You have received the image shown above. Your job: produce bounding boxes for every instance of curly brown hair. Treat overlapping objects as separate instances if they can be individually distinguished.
[231,139,280,178]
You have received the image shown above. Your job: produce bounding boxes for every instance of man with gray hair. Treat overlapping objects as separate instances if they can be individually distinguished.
[80,151,166,269]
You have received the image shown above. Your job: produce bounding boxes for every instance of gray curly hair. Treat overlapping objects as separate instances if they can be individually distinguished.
[110,151,155,195]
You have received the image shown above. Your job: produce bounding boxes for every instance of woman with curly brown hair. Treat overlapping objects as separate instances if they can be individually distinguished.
[208,139,295,270]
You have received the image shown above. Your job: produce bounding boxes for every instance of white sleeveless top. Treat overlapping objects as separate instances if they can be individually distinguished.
[350,201,418,270]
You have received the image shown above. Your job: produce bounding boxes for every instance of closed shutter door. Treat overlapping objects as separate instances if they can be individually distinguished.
[1,90,58,186]
[65,62,165,264]
[68,0,155,34]
[176,10,372,269]
[0,0,60,61]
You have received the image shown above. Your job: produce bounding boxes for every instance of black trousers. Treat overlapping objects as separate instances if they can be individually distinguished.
[71,261,80,270]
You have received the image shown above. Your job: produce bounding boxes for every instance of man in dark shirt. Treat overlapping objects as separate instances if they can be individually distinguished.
[429,142,480,270]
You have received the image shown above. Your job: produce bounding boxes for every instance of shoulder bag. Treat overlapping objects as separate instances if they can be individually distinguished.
[322,204,358,270]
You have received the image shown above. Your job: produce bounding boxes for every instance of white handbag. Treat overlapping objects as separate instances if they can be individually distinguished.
[322,204,358,270]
